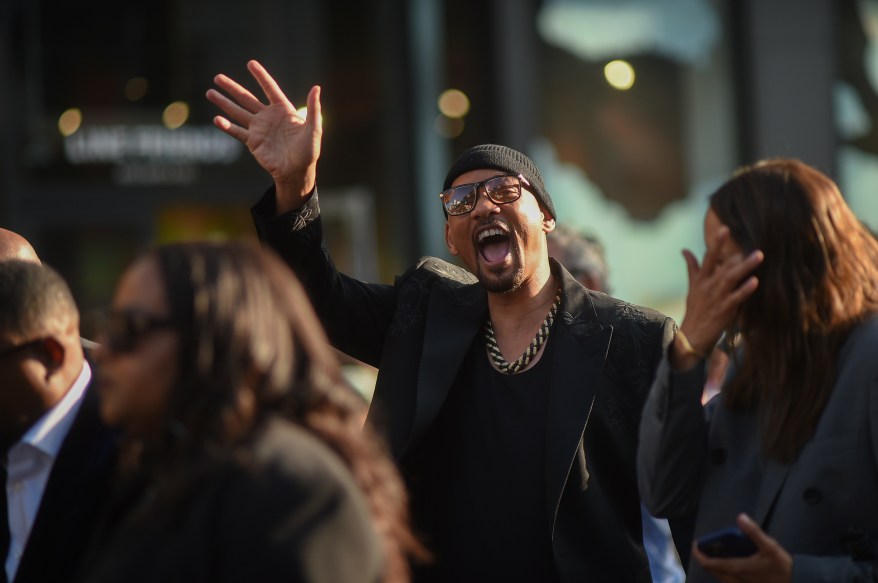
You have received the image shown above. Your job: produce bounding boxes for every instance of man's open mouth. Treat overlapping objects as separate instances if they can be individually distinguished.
[476,226,511,263]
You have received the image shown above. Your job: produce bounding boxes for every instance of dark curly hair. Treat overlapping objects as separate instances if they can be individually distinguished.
[128,240,424,583]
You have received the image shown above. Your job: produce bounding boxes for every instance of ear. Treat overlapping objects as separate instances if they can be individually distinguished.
[40,337,65,373]
[444,222,459,256]
[542,215,556,234]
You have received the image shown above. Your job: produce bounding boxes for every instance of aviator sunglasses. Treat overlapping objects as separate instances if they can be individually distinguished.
[102,309,176,353]
[439,174,531,216]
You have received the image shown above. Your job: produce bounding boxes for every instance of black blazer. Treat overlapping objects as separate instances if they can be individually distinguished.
[254,190,676,582]
[13,372,117,583]
[77,417,384,583]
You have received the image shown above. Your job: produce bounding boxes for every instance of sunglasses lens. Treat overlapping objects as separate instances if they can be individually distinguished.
[105,311,171,353]
[485,176,520,203]
[106,312,136,353]
[445,186,477,216]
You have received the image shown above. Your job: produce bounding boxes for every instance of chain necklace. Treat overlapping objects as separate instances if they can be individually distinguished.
[484,290,561,374]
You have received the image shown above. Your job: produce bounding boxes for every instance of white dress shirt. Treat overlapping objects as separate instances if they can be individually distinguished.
[4,361,91,582]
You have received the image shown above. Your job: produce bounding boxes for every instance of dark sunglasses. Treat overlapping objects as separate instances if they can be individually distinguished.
[439,174,530,216]
[0,338,46,361]
[103,309,176,354]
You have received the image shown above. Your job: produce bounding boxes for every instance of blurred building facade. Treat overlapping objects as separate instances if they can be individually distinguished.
[0,0,871,322]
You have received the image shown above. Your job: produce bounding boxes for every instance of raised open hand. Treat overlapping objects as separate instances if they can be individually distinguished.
[206,60,322,214]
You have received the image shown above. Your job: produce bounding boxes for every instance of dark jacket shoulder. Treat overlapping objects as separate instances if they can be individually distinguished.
[596,292,672,389]
[396,256,477,288]
[588,288,670,330]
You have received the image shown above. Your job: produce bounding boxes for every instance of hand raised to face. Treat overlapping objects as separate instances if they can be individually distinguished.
[671,209,763,370]
[206,60,322,214]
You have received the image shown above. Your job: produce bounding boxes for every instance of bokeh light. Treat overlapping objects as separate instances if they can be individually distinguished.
[434,114,465,138]
[162,101,190,129]
[437,89,470,118]
[604,60,636,90]
[295,106,325,126]
[125,77,149,101]
[58,108,82,137]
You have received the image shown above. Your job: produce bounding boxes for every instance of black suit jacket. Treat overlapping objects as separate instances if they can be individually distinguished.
[77,416,384,583]
[13,369,117,583]
[254,190,676,582]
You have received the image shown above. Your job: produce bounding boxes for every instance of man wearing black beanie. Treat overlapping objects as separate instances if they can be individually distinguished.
[209,61,679,583]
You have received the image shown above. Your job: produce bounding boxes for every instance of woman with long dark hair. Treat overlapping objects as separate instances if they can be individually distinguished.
[80,240,422,582]
[638,159,878,582]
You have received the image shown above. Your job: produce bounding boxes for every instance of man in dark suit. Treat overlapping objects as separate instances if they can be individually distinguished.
[208,60,676,582]
[0,258,116,583]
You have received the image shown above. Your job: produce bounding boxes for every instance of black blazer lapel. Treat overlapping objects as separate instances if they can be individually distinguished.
[16,384,116,582]
[545,268,613,538]
[402,282,486,459]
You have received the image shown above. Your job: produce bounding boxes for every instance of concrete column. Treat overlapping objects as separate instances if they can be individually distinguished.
[408,0,451,259]
[738,0,836,174]
[490,0,538,152]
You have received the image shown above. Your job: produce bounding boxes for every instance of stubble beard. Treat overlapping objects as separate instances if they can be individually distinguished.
[476,246,525,294]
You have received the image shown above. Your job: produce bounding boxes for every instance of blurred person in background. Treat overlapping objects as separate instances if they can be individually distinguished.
[0,260,116,583]
[208,60,678,582]
[0,228,101,351]
[546,224,610,293]
[80,241,422,583]
[639,159,878,582]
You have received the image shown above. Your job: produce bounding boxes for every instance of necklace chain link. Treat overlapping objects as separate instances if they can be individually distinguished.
[484,290,561,374]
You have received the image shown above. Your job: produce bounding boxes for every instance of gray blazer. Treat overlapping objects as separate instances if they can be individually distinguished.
[638,317,878,582]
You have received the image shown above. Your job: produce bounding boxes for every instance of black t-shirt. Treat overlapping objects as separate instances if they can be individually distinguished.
[408,333,561,583]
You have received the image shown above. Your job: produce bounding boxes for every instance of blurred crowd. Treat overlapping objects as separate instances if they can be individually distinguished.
[0,61,876,583]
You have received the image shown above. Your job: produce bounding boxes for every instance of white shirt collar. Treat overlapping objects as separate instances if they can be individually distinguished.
[18,361,91,459]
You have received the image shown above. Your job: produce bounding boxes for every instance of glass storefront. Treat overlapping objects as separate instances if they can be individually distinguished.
[837,0,878,231]
[532,0,737,316]
[3,0,851,326]
[3,0,407,325]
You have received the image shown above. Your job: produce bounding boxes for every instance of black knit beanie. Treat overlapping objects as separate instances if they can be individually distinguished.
[443,144,556,220]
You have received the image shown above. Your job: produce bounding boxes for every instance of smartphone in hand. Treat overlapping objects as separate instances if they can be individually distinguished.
[696,526,758,558]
